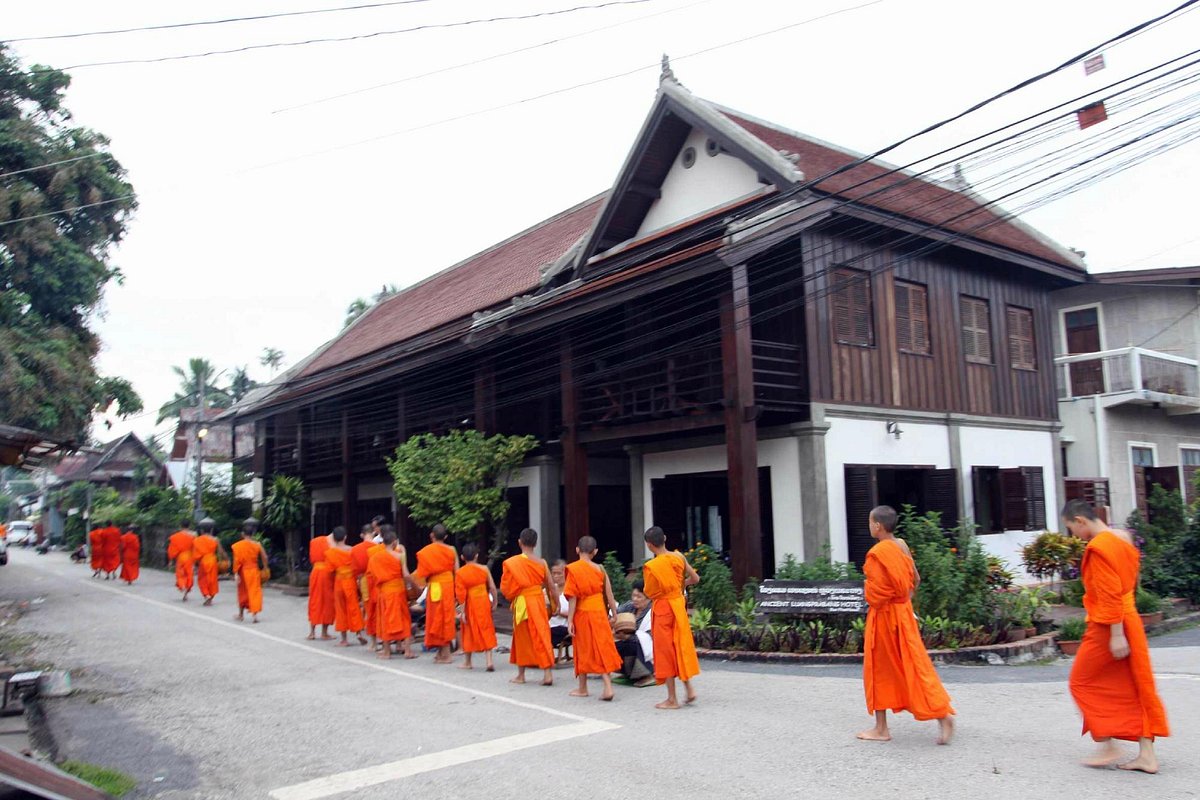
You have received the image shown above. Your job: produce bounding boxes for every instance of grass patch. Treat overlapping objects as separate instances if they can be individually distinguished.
[59,760,136,797]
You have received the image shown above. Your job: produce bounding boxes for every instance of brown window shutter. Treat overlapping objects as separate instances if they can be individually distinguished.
[833,268,873,346]
[998,468,1028,530]
[911,283,929,354]
[895,281,912,352]
[1021,466,1046,529]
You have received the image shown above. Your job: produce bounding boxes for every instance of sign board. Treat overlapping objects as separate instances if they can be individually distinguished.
[754,580,867,616]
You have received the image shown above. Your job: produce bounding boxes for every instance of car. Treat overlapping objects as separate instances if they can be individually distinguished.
[0,535,6,565]
[6,521,34,548]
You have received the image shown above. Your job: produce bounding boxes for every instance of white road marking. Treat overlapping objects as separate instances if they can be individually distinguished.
[268,719,619,800]
[1156,672,1200,681]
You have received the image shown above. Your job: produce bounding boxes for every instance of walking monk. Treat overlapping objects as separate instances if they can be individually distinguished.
[307,529,336,641]
[565,536,621,701]
[367,526,414,659]
[642,526,700,709]
[167,524,197,602]
[119,524,141,585]
[500,528,557,686]
[1062,499,1169,773]
[326,527,367,647]
[414,524,458,664]
[231,518,268,623]
[857,505,955,744]
[455,543,497,671]
[351,526,376,643]
[193,519,227,606]
[88,523,104,578]
[99,521,122,580]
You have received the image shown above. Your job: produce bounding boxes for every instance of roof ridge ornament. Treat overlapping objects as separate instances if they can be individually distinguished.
[660,53,675,84]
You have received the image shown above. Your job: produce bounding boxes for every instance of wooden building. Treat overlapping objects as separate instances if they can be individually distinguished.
[232,71,1087,583]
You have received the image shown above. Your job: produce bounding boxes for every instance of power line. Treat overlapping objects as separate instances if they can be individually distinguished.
[0,152,106,179]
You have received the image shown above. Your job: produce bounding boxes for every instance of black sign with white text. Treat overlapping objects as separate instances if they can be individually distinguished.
[754,580,867,616]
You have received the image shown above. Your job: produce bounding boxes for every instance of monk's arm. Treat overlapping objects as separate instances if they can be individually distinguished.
[680,554,700,587]
[566,595,578,636]
[603,574,618,618]
[259,544,269,571]
[541,561,559,605]
[1087,553,1129,658]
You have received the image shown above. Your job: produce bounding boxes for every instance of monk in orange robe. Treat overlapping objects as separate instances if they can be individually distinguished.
[326,527,367,647]
[119,525,141,585]
[455,542,498,671]
[350,526,376,639]
[193,520,227,606]
[857,505,955,744]
[565,536,622,701]
[167,526,197,601]
[1062,499,1169,773]
[308,530,336,641]
[415,524,458,663]
[99,522,122,579]
[88,524,105,577]
[367,526,414,659]
[642,526,700,709]
[231,519,268,623]
[500,528,557,686]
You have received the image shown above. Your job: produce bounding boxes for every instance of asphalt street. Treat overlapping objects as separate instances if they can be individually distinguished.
[1,548,1196,800]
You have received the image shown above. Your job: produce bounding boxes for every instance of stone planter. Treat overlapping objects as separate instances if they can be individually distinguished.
[1058,639,1081,656]
[1005,628,1027,643]
[1139,611,1164,626]
[1024,626,1037,638]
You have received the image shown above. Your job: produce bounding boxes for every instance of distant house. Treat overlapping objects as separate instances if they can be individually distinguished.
[51,432,170,501]
[1053,265,1200,523]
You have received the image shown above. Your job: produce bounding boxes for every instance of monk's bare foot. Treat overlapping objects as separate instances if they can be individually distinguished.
[510,677,526,684]
[434,657,454,664]
[357,635,368,645]
[234,615,242,622]
[377,651,392,660]
[542,679,554,687]
[486,665,495,672]
[937,716,955,745]
[459,663,473,670]
[336,641,351,648]
[404,652,418,659]
[320,635,334,641]
[685,691,697,705]
[856,728,891,742]
[1118,754,1159,774]
[252,618,259,624]
[306,634,315,640]
[569,689,589,698]
[600,692,614,702]
[1083,741,1123,768]
[203,598,212,606]
[656,700,680,710]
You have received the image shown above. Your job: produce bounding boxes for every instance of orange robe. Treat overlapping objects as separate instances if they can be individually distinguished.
[231,539,265,614]
[193,535,220,599]
[326,547,364,633]
[415,542,457,648]
[862,539,954,720]
[1069,530,1170,741]
[500,554,554,669]
[362,543,386,638]
[307,537,335,627]
[351,540,376,634]
[643,552,700,683]
[564,561,622,676]
[455,563,497,653]
[99,526,122,574]
[88,528,103,570]
[119,531,140,583]
[368,549,411,641]
[167,530,196,592]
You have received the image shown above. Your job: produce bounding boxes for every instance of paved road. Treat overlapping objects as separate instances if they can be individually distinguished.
[1,549,1196,800]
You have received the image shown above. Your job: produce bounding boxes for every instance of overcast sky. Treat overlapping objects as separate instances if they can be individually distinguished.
[7,0,1200,449]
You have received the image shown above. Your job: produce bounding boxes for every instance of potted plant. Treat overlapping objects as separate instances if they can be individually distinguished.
[1056,616,1087,656]
[1136,587,1164,626]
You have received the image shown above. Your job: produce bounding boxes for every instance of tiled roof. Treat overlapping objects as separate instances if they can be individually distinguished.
[297,196,605,379]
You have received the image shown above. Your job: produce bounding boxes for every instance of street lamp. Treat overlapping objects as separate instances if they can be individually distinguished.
[194,426,209,521]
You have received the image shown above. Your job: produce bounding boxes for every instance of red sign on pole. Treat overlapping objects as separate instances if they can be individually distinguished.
[1077,101,1108,130]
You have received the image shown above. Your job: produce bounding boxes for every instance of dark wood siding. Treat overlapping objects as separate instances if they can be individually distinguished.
[801,222,1058,420]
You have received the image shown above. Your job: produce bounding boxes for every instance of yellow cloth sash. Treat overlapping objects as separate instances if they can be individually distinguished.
[468,584,488,599]
[513,586,543,627]
[380,578,405,593]
[577,593,606,613]
[335,566,354,580]
[312,562,332,573]
[428,571,452,603]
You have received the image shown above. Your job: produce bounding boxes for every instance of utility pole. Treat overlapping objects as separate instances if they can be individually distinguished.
[193,370,206,521]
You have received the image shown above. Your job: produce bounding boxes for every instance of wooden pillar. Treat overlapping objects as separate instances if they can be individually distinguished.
[560,336,589,556]
[340,409,356,535]
[721,263,763,586]
[474,364,496,436]
[295,410,306,472]
[396,391,407,445]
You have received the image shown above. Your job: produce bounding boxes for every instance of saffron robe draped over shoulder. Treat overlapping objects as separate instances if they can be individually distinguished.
[564,561,622,676]
[643,552,700,683]
[167,530,196,592]
[326,547,364,633]
[231,539,264,614]
[193,535,220,599]
[455,563,497,653]
[88,528,103,571]
[368,550,411,641]
[415,543,457,648]
[500,554,553,669]
[862,538,954,720]
[119,531,140,583]
[307,536,335,627]
[99,526,122,574]
[362,544,386,637]
[1070,530,1170,742]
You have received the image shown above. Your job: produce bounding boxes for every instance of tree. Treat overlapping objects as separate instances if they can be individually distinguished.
[156,358,232,422]
[259,347,284,374]
[343,298,370,328]
[0,45,141,440]
[386,429,538,567]
[228,365,257,402]
[263,474,308,585]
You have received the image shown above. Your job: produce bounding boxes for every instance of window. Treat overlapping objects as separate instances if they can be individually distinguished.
[960,296,992,364]
[1181,447,1200,504]
[831,267,874,346]
[1131,446,1154,467]
[972,466,1046,532]
[1007,306,1036,370]
[1130,445,1155,512]
[895,280,930,355]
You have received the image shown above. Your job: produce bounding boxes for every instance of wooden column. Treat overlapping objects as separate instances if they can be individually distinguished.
[721,263,763,586]
[295,409,306,472]
[474,364,496,436]
[340,409,356,535]
[560,336,589,556]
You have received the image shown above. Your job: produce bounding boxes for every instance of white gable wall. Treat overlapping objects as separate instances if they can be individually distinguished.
[636,127,763,238]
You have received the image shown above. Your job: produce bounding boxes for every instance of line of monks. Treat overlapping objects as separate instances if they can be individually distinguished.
[305,522,701,708]
[858,500,1170,774]
[166,517,270,623]
[87,521,141,584]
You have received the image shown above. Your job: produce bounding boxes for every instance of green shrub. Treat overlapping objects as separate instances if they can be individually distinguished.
[896,507,995,626]
[1020,531,1085,582]
[685,544,736,620]
[986,555,1015,589]
[601,551,631,604]
[90,502,136,528]
[1128,486,1191,597]
[1135,587,1163,614]
[774,546,864,581]
[1057,616,1087,640]
[1059,578,1085,607]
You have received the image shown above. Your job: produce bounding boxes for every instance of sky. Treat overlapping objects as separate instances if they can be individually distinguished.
[6,0,1200,450]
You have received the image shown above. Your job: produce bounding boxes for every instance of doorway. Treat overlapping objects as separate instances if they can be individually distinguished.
[650,468,774,572]
[843,465,958,565]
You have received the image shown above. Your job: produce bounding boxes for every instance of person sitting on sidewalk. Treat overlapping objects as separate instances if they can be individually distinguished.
[615,579,655,687]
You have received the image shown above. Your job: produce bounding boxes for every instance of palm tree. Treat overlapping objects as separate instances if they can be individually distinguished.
[156,358,233,423]
[263,474,309,584]
[343,297,370,328]
[228,366,257,402]
[259,347,285,374]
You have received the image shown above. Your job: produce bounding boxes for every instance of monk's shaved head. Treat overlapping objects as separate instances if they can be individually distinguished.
[870,505,898,533]
[431,524,449,541]
[380,525,398,545]
[332,526,347,542]
[462,542,480,562]
[518,528,538,547]
[643,526,666,548]
[577,536,598,554]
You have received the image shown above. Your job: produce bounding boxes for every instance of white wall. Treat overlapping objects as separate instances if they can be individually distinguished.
[823,417,952,562]
[1058,398,1101,478]
[636,127,762,237]
[640,437,801,566]
[504,466,542,557]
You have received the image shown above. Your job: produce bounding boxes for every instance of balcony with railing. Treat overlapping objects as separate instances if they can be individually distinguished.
[1055,347,1200,412]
